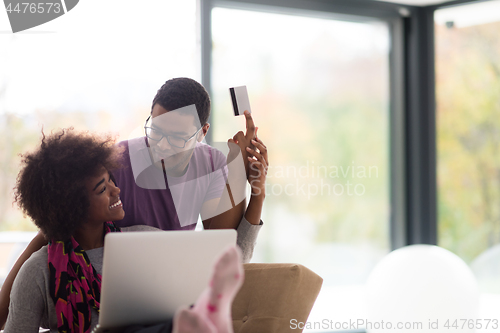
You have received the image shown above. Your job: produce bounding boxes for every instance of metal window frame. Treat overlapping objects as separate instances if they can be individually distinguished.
[402,5,437,246]
[403,0,487,246]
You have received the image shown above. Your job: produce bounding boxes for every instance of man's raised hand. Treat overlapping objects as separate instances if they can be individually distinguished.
[229,110,256,176]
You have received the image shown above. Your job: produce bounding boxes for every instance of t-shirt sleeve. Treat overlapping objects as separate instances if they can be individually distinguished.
[4,251,48,333]
[203,147,228,203]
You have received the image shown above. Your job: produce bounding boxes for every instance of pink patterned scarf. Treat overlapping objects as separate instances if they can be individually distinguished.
[48,221,120,333]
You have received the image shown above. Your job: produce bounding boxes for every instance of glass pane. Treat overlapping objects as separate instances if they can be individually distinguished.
[0,0,197,282]
[435,0,500,324]
[211,7,390,329]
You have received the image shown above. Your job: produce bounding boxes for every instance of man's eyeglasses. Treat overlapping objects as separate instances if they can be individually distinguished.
[144,115,202,149]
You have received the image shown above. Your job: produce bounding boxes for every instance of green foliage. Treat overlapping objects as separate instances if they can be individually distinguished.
[0,113,40,232]
[436,22,500,263]
[214,81,390,252]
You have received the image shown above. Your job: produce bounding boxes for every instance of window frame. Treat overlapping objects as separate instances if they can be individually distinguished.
[401,0,487,246]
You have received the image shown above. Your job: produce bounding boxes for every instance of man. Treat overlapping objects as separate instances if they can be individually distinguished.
[113,78,267,257]
[0,78,268,328]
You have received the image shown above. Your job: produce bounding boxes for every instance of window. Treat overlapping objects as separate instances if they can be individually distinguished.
[210,6,391,328]
[435,0,500,320]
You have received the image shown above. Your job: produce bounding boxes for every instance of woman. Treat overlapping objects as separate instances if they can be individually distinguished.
[5,129,243,333]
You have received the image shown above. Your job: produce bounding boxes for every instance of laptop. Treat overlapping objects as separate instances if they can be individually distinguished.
[92,229,237,333]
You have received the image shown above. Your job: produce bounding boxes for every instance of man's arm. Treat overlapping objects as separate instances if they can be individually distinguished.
[243,135,268,224]
[207,126,268,227]
[201,111,259,230]
[202,135,268,262]
[0,231,47,329]
[201,197,246,230]
[202,141,247,230]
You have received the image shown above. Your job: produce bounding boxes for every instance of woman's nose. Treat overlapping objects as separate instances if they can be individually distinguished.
[111,182,120,196]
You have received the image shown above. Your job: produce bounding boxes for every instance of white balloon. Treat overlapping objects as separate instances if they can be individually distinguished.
[470,244,500,293]
[365,245,479,333]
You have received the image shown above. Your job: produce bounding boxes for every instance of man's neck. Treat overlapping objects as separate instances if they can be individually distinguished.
[160,159,189,178]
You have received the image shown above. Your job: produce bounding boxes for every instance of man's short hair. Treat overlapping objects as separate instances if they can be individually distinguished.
[152,78,211,125]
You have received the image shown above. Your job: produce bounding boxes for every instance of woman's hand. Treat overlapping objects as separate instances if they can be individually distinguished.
[246,134,268,198]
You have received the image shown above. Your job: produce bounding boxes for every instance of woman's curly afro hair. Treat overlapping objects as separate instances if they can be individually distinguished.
[14,128,123,241]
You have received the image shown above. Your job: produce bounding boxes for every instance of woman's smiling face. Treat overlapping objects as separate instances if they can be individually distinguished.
[85,167,125,224]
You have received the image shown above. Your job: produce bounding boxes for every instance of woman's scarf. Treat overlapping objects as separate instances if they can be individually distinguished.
[48,221,120,333]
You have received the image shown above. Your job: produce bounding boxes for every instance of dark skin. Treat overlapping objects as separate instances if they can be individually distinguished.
[74,168,125,250]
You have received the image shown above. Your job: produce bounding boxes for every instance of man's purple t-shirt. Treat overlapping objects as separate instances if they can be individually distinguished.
[113,137,227,230]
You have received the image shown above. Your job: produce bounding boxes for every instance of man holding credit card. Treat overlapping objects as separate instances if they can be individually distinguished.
[114,78,267,255]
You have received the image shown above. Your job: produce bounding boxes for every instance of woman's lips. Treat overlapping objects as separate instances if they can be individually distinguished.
[109,199,122,210]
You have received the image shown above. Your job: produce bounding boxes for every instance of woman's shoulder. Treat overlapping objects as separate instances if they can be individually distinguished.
[14,246,49,289]
[21,245,48,272]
